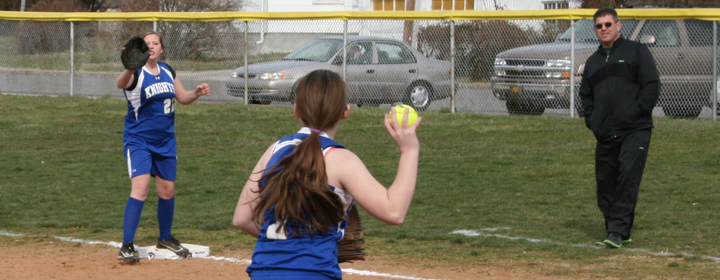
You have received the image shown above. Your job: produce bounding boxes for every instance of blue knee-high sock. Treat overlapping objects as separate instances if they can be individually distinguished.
[158,196,175,240]
[123,197,145,243]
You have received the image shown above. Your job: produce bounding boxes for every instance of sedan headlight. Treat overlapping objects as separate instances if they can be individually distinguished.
[231,72,239,78]
[259,72,286,80]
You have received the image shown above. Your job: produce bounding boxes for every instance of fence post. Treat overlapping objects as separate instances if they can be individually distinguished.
[450,20,456,113]
[569,19,575,117]
[713,21,717,121]
[244,21,249,105]
[70,22,74,96]
[343,20,348,80]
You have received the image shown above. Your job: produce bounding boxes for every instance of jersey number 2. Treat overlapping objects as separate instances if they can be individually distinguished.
[163,98,175,114]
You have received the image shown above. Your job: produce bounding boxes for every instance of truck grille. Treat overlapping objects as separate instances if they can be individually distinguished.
[506,70,544,77]
[502,59,546,78]
[506,59,545,67]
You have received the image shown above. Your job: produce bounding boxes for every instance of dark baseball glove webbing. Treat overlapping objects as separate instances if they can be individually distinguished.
[337,204,365,263]
[121,36,150,70]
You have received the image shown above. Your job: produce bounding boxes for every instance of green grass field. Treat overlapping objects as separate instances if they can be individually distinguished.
[1,94,719,278]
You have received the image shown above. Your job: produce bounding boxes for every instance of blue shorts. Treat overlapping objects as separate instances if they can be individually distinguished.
[125,143,177,181]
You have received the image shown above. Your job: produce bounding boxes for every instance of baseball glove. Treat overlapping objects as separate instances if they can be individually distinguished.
[121,36,150,70]
[337,204,365,263]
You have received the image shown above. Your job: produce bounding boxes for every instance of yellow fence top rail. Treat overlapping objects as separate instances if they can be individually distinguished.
[1,9,719,22]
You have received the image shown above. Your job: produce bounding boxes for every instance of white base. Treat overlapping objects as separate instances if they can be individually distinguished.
[137,244,210,260]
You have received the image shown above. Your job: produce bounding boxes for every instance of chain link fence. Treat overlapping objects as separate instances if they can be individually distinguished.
[0,11,718,120]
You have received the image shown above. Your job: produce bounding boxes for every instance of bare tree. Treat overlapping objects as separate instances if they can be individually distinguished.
[0,0,39,11]
[403,0,415,45]
[580,0,628,7]
[492,0,507,10]
[418,20,537,80]
[116,0,247,62]
[0,0,108,11]
[14,0,94,54]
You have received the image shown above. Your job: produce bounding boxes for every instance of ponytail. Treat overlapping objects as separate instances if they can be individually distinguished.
[252,70,348,237]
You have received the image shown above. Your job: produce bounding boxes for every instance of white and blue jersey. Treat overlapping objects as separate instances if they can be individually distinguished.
[123,62,177,145]
[247,128,354,280]
[122,62,178,180]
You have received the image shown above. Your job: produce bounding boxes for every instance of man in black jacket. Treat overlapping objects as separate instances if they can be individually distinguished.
[579,7,660,248]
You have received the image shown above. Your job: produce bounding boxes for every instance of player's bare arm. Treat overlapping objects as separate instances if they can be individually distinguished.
[327,148,417,225]
[116,70,134,90]
[174,78,209,105]
[233,144,273,238]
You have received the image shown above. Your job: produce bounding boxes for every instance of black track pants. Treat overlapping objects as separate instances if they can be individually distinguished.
[595,129,651,238]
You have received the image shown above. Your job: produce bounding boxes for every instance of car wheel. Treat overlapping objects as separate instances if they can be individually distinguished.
[662,105,701,119]
[405,82,432,111]
[506,100,524,115]
[526,103,545,115]
[249,99,271,105]
[506,100,544,115]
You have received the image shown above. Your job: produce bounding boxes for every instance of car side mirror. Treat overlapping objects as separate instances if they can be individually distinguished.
[640,34,656,45]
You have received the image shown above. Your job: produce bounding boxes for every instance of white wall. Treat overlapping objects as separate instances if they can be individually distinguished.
[240,0,583,53]
[475,0,581,10]
[243,0,354,12]
[242,0,582,12]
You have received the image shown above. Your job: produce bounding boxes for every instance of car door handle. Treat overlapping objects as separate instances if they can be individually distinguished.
[366,69,375,74]
[409,69,416,73]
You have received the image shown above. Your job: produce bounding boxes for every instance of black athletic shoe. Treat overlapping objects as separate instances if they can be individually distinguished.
[118,241,140,263]
[595,237,607,246]
[157,236,190,258]
[603,233,623,248]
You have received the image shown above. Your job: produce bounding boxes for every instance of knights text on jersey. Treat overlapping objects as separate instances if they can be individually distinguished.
[247,128,353,280]
[123,62,177,142]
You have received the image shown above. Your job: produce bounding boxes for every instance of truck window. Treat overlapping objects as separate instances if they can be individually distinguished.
[638,20,680,47]
[557,19,638,43]
[685,20,720,46]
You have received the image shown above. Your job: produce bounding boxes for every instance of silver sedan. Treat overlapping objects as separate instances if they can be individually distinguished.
[226,35,454,110]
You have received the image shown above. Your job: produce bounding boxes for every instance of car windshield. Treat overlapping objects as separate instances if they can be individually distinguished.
[557,19,638,43]
[283,39,344,62]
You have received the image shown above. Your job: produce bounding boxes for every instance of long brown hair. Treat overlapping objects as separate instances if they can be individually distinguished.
[253,70,348,237]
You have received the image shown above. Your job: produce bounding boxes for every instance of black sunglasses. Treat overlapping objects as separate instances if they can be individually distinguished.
[595,22,614,29]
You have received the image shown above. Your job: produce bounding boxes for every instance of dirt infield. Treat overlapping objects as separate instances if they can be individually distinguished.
[1,237,573,280]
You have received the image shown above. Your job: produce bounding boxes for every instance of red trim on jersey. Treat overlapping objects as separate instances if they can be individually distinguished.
[323,147,336,157]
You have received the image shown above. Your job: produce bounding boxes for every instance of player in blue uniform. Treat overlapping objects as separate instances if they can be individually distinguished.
[233,69,421,279]
[116,31,210,263]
